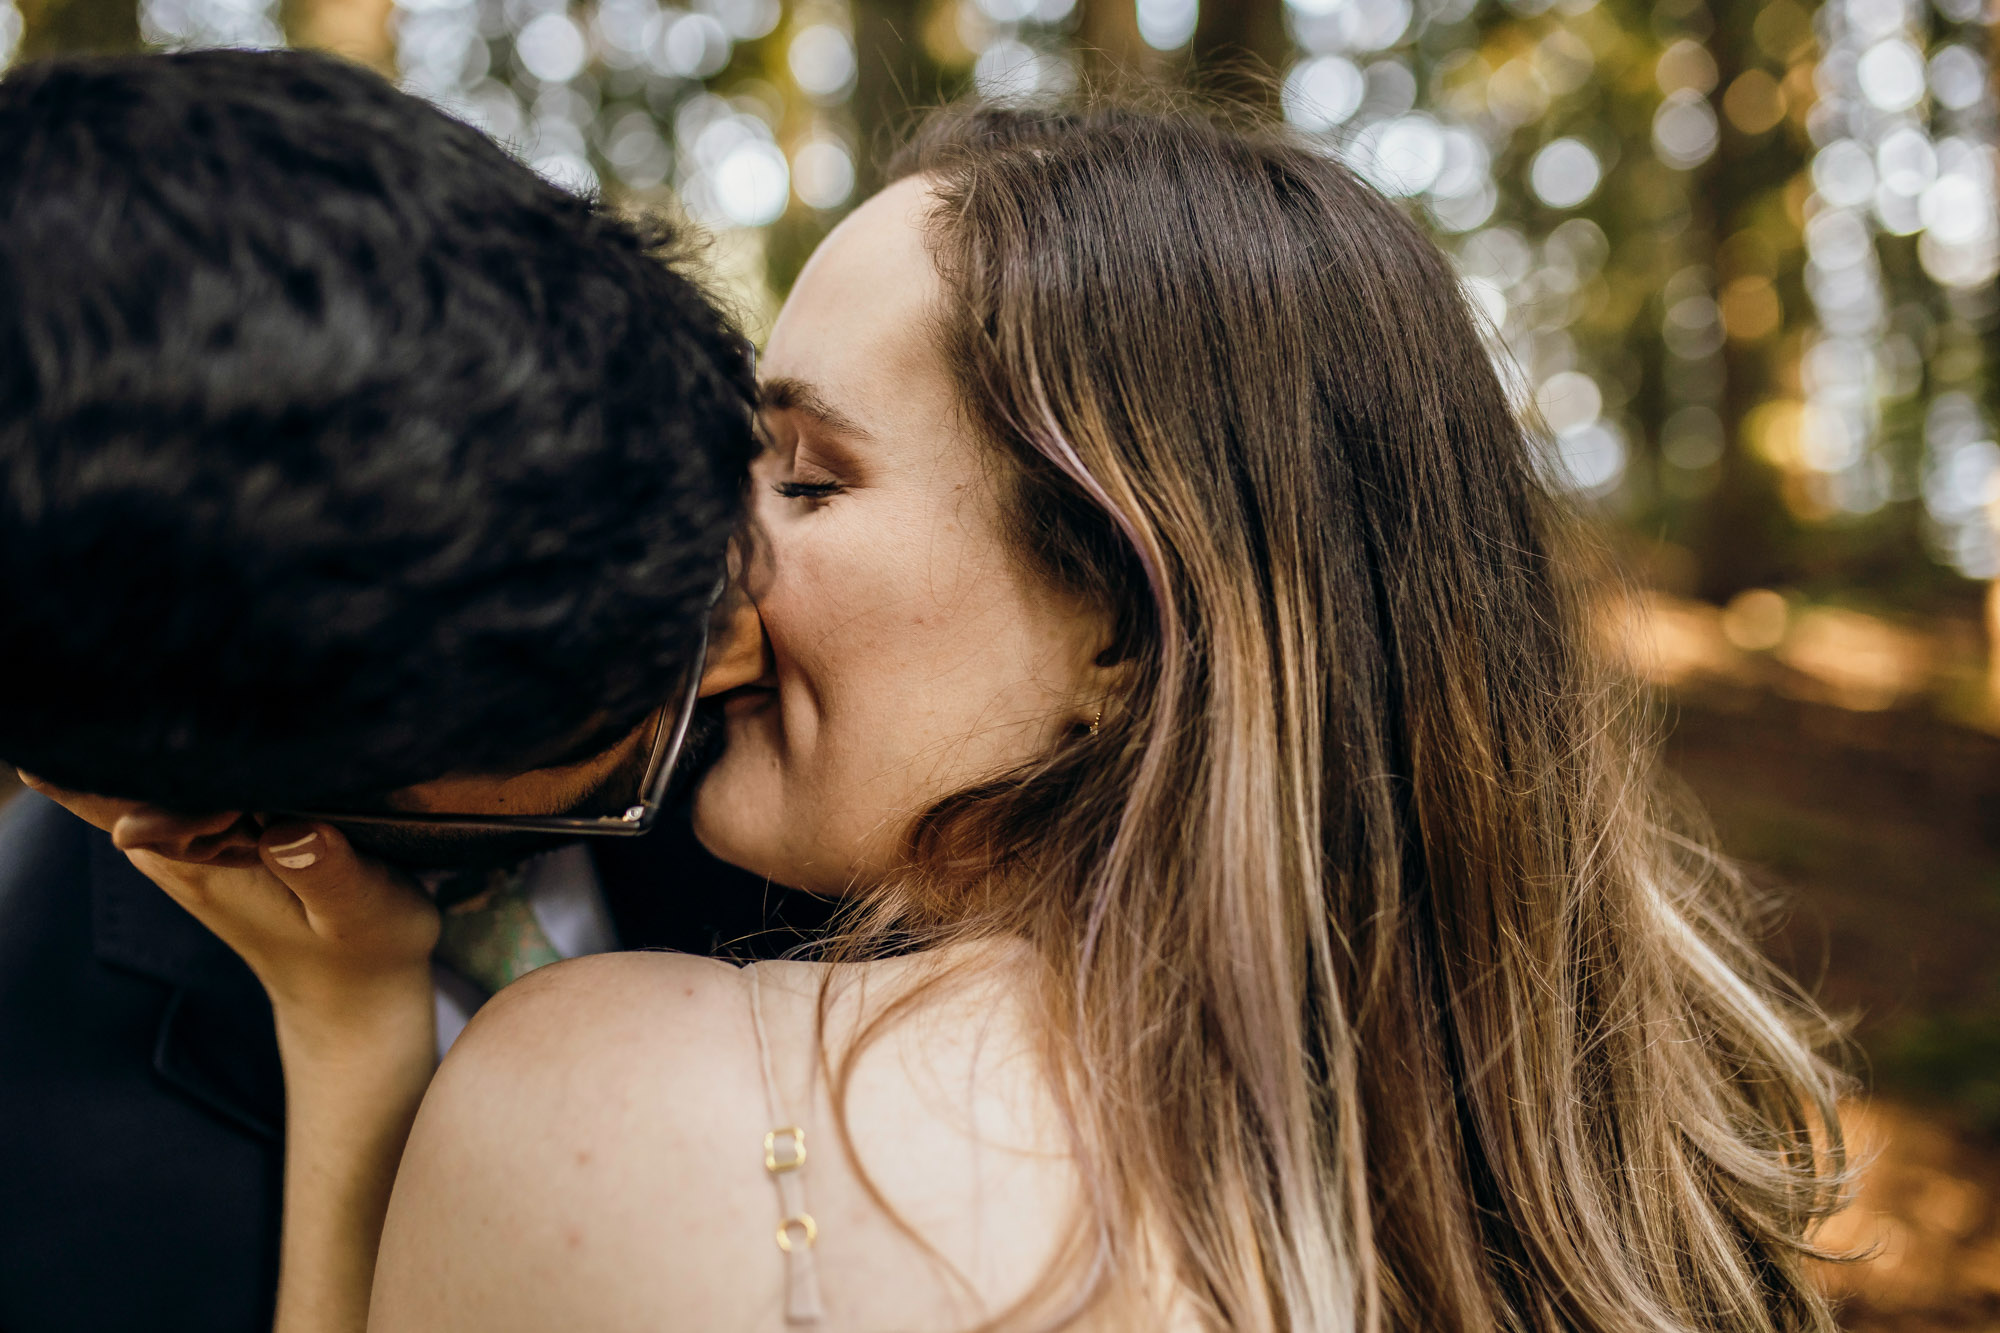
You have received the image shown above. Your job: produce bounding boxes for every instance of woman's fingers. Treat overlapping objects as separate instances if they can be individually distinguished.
[258,822,387,917]
[257,822,440,959]
[121,846,309,950]
[16,770,125,831]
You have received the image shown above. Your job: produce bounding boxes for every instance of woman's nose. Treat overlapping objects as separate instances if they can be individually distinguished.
[698,583,772,697]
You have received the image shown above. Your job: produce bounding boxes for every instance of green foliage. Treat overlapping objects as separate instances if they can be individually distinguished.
[1873,1008,2000,1139]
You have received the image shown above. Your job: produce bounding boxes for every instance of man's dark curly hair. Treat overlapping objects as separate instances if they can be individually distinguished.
[0,48,753,811]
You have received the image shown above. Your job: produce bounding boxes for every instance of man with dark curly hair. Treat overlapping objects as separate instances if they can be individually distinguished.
[0,49,814,1332]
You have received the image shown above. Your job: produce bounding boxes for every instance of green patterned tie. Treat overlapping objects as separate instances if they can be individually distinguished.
[432,864,563,997]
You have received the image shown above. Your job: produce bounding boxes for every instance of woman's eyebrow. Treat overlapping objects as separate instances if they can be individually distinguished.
[758,376,875,443]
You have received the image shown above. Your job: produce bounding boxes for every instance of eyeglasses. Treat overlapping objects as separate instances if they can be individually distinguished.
[280,578,723,838]
[281,340,757,839]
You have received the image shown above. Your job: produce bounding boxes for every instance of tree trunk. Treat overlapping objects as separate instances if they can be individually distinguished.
[18,0,139,61]
[1076,0,1158,84]
[850,0,947,196]
[1190,0,1287,110]
[1689,5,1782,604]
[282,0,396,74]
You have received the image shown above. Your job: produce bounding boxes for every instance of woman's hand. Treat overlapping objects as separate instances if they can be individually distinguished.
[19,775,440,1333]
[18,772,439,1041]
[128,821,440,1043]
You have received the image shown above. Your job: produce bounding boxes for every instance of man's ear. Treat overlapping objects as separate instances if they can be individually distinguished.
[109,807,262,866]
[699,583,771,699]
[16,771,259,866]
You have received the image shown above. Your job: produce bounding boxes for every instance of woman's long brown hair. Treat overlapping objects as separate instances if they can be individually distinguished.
[819,97,1850,1331]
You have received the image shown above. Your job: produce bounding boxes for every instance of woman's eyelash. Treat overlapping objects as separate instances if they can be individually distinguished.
[772,479,844,501]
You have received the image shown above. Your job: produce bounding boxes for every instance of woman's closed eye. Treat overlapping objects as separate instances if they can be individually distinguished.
[757,388,863,505]
[771,477,845,504]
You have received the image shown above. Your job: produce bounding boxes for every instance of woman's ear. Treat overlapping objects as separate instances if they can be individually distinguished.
[1072,616,1137,733]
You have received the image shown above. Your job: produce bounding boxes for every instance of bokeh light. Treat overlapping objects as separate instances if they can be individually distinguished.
[1855,36,1926,111]
[1653,90,1719,169]
[1529,138,1600,209]
[1799,0,1999,566]
[140,0,280,50]
[1136,0,1196,51]
[514,13,586,84]
[787,22,854,99]
[1283,54,1365,130]
[791,136,855,208]
[0,2,20,65]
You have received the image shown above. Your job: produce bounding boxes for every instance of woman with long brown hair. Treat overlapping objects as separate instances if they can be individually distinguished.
[93,98,1850,1330]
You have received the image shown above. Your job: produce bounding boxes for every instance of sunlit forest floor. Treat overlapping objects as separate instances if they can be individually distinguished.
[1818,1100,2000,1328]
[1659,621,2000,1329]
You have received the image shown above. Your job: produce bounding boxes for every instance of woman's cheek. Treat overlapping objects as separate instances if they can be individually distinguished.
[762,516,918,688]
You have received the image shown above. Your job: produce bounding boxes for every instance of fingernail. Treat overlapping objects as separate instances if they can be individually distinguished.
[270,832,318,868]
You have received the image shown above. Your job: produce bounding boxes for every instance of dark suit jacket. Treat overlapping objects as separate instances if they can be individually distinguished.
[0,790,831,1333]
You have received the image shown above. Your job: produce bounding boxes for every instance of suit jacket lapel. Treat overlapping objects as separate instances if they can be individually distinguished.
[90,834,283,1140]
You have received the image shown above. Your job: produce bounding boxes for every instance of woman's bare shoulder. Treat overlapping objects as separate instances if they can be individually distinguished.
[449,948,753,1074]
[367,942,1086,1332]
[369,951,780,1331]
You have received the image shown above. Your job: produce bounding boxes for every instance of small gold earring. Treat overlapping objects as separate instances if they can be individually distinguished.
[1088,705,1103,736]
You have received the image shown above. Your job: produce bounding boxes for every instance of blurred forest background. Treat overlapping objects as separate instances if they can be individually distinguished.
[2,0,1996,1322]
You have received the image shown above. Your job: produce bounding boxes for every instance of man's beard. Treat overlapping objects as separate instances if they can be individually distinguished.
[332,706,724,874]
[336,821,580,874]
